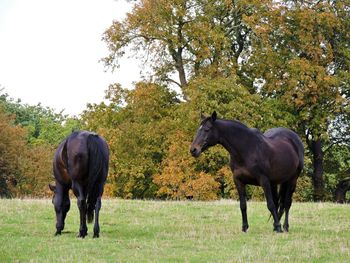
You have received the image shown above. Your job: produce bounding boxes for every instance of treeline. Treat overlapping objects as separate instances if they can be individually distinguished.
[1,0,350,201]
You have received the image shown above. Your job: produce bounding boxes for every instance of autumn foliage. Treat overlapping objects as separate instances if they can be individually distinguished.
[153,131,220,200]
[0,94,80,197]
[0,107,27,197]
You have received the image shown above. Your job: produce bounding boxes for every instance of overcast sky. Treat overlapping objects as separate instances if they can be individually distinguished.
[0,0,141,116]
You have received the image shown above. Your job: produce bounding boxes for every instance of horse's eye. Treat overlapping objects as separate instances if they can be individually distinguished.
[204,127,210,132]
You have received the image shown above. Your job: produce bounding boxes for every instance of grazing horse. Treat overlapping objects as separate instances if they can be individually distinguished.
[49,131,109,238]
[190,112,304,232]
[335,177,350,203]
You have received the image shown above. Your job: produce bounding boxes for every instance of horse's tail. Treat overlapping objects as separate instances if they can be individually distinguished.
[277,183,288,220]
[86,134,108,223]
[267,184,286,221]
[286,131,304,173]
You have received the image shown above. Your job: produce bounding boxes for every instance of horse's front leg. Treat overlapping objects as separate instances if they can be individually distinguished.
[74,183,88,238]
[234,178,249,232]
[54,195,64,236]
[60,187,71,233]
[260,176,282,233]
[51,183,69,236]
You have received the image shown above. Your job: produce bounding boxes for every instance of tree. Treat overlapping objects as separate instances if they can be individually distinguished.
[102,0,267,92]
[243,0,350,200]
[0,107,27,197]
[1,91,81,145]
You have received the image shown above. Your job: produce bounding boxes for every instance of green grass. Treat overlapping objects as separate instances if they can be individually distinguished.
[0,199,349,262]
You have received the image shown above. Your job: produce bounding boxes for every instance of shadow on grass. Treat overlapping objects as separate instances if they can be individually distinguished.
[60,231,74,234]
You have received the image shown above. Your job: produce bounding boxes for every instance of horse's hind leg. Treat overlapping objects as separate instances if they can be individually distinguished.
[278,182,288,220]
[93,182,105,238]
[260,176,282,232]
[73,182,88,238]
[77,196,88,238]
[271,184,279,214]
[93,196,102,238]
[282,177,297,232]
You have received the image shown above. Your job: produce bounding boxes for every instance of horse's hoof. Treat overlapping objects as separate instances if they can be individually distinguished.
[274,225,283,233]
[242,226,249,232]
[55,231,61,236]
[93,233,99,238]
[78,232,87,238]
[283,225,289,232]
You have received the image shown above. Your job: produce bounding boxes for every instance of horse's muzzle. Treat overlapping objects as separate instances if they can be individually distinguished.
[190,147,201,158]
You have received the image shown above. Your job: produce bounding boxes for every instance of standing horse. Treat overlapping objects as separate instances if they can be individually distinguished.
[49,131,109,238]
[190,112,304,232]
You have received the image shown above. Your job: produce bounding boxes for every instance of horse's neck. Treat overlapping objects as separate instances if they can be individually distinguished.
[217,120,259,161]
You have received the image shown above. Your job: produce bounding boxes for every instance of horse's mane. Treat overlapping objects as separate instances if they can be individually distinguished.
[224,119,249,129]
[215,118,266,142]
[203,117,248,128]
[216,118,251,131]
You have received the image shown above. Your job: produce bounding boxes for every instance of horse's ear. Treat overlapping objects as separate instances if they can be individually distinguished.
[49,183,56,193]
[200,112,206,121]
[211,111,217,122]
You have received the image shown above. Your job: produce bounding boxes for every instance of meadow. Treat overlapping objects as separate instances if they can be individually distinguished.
[0,199,349,262]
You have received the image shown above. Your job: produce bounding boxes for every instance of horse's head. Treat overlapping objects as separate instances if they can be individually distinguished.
[49,183,71,235]
[190,111,219,158]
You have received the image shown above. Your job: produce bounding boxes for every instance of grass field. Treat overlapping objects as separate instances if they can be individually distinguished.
[0,199,349,262]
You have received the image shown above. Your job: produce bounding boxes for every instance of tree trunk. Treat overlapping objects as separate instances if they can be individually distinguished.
[169,47,187,91]
[311,138,324,201]
[176,55,187,88]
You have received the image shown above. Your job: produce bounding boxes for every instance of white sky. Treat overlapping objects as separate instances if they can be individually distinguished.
[0,0,141,116]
